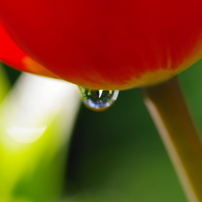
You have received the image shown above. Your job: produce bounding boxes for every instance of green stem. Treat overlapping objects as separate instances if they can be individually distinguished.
[142,77,202,202]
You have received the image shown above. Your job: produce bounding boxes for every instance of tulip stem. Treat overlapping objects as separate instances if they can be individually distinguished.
[142,77,202,202]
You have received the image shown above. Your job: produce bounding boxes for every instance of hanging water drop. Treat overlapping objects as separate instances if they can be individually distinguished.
[79,87,119,111]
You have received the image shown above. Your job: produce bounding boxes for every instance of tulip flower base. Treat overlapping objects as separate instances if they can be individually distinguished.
[143,77,202,202]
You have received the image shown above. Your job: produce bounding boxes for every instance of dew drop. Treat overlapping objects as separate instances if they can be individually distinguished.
[79,87,119,111]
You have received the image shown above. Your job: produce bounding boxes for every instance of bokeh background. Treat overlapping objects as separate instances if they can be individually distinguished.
[1,59,202,202]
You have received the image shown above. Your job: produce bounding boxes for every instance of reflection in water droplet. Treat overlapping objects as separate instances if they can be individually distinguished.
[79,87,119,111]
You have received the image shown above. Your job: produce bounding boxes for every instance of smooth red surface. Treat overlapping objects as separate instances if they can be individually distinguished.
[0,21,26,71]
[1,0,202,89]
[0,21,57,77]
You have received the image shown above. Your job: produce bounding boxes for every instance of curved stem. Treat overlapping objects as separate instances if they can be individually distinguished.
[142,77,202,202]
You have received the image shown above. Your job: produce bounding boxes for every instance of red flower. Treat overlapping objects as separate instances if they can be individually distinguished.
[1,0,202,90]
[0,22,57,78]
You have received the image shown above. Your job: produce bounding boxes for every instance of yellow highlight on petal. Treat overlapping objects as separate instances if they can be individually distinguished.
[23,56,58,78]
[124,45,202,90]
[21,38,202,91]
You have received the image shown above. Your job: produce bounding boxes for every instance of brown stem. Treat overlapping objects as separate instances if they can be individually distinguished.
[142,77,202,202]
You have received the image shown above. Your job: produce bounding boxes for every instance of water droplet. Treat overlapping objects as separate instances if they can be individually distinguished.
[79,87,119,111]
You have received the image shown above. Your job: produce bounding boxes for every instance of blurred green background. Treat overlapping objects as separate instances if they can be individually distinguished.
[2,60,202,202]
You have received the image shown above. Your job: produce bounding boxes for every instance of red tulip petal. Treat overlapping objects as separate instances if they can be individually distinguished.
[1,0,202,90]
[0,21,57,78]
